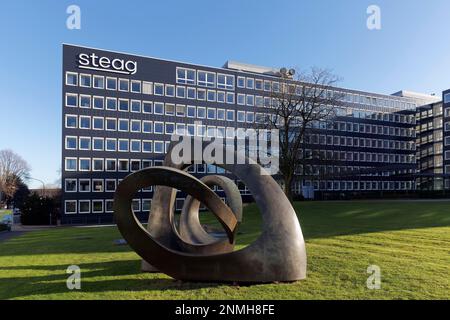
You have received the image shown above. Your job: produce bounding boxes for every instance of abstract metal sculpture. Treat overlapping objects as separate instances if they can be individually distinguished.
[113,139,307,282]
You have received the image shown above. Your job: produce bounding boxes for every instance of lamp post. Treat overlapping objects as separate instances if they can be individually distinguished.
[28,177,51,225]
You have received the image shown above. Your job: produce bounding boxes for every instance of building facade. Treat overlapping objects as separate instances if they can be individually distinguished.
[444,90,450,189]
[61,44,447,224]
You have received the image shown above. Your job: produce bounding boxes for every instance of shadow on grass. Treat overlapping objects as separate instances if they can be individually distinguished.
[0,259,222,299]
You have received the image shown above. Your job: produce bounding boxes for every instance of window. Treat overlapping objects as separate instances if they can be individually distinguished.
[131,100,141,113]
[90,158,103,172]
[207,108,216,119]
[119,78,129,91]
[217,91,225,103]
[246,112,254,123]
[246,95,254,106]
[177,68,196,85]
[106,98,117,111]
[154,83,164,95]
[446,151,450,160]
[143,101,152,114]
[93,137,104,151]
[93,75,104,89]
[142,199,151,212]
[118,159,129,172]
[255,79,263,90]
[106,138,117,151]
[79,200,90,214]
[79,116,91,129]
[65,115,77,128]
[65,179,77,192]
[154,102,164,115]
[105,200,114,213]
[165,103,175,116]
[65,93,78,107]
[197,124,206,137]
[106,77,117,90]
[79,74,91,87]
[118,139,129,152]
[187,105,196,118]
[65,158,77,171]
[217,109,225,120]
[92,179,103,191]
[79,158,91,171]
[207,90,216,102]
[217,74,234,90]
[132,199,140,212]
[226,110,235,121]
[79,137,91,150]
[176,123,186,135]
[142,140,152,153]
[237,111,245,122]
[226,92,235,104]
[92,200,103,213]
[106,159,116,171]
[143,121,153,133]
[65,201,77,214]
[118,119,129,132]
[65,136,77,150]
[131,120,141,132]
[143,81,153,95]
[130,160,141,171]
[131,140,141,152]
[105,118,117,131]
[197,71,215,87]
[444,93,450,104]
[176,86,186,98]
[165,122,175,134]
[246,78,254,89]
[131,80,141,93]
[105,179,116,192]
[154,141,164,153]
[176,104,186,117]
[79,95,91,108]
[93,117,104,130]
[197,88,206,100]
[165,85,175,97]
[197,107,206,119]
[237,94,245,105]
[66,72,77,86]
[154,121,164,134]
[237,76,245,88]
[118,99,129,112]
[187,87,196,99]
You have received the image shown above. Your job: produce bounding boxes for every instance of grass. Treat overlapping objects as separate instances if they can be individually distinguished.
[0,201,449,300]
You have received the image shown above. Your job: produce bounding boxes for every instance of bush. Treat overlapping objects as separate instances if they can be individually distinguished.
[0,223,9,232]
[20,194,57,225]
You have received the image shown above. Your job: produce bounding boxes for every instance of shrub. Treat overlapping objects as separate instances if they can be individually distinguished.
[20,194,57,225]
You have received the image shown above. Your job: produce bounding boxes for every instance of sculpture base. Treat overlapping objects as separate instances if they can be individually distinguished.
[141,260,159,272]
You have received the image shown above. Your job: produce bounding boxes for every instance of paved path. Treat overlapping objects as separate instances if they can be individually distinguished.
[0,231,24,243]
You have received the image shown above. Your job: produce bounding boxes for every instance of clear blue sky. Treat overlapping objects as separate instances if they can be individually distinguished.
[1,0,450,188]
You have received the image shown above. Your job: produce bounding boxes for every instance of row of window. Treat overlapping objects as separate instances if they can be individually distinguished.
[175,68,417,111]
[311,121,415,137]
[297,180,416,191]
[64,199,149,214]
[64,157,228,173]
[301,150,415,164]
[297,165,415,177]
[305,135,415,151]
[64,88,237,108]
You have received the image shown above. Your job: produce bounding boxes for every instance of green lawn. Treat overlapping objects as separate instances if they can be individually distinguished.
[0,201,449,300]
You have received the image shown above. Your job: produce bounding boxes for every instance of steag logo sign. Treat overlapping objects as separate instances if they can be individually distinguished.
[78,53,137,75]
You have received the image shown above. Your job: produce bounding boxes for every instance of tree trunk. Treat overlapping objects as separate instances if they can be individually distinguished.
[283,175,294,203]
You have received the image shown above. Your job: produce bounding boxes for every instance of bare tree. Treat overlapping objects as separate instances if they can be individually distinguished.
[259,67,344,201]
[0,149,31,202]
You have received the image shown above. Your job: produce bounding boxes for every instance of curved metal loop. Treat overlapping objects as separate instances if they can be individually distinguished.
[114,139,307,283]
